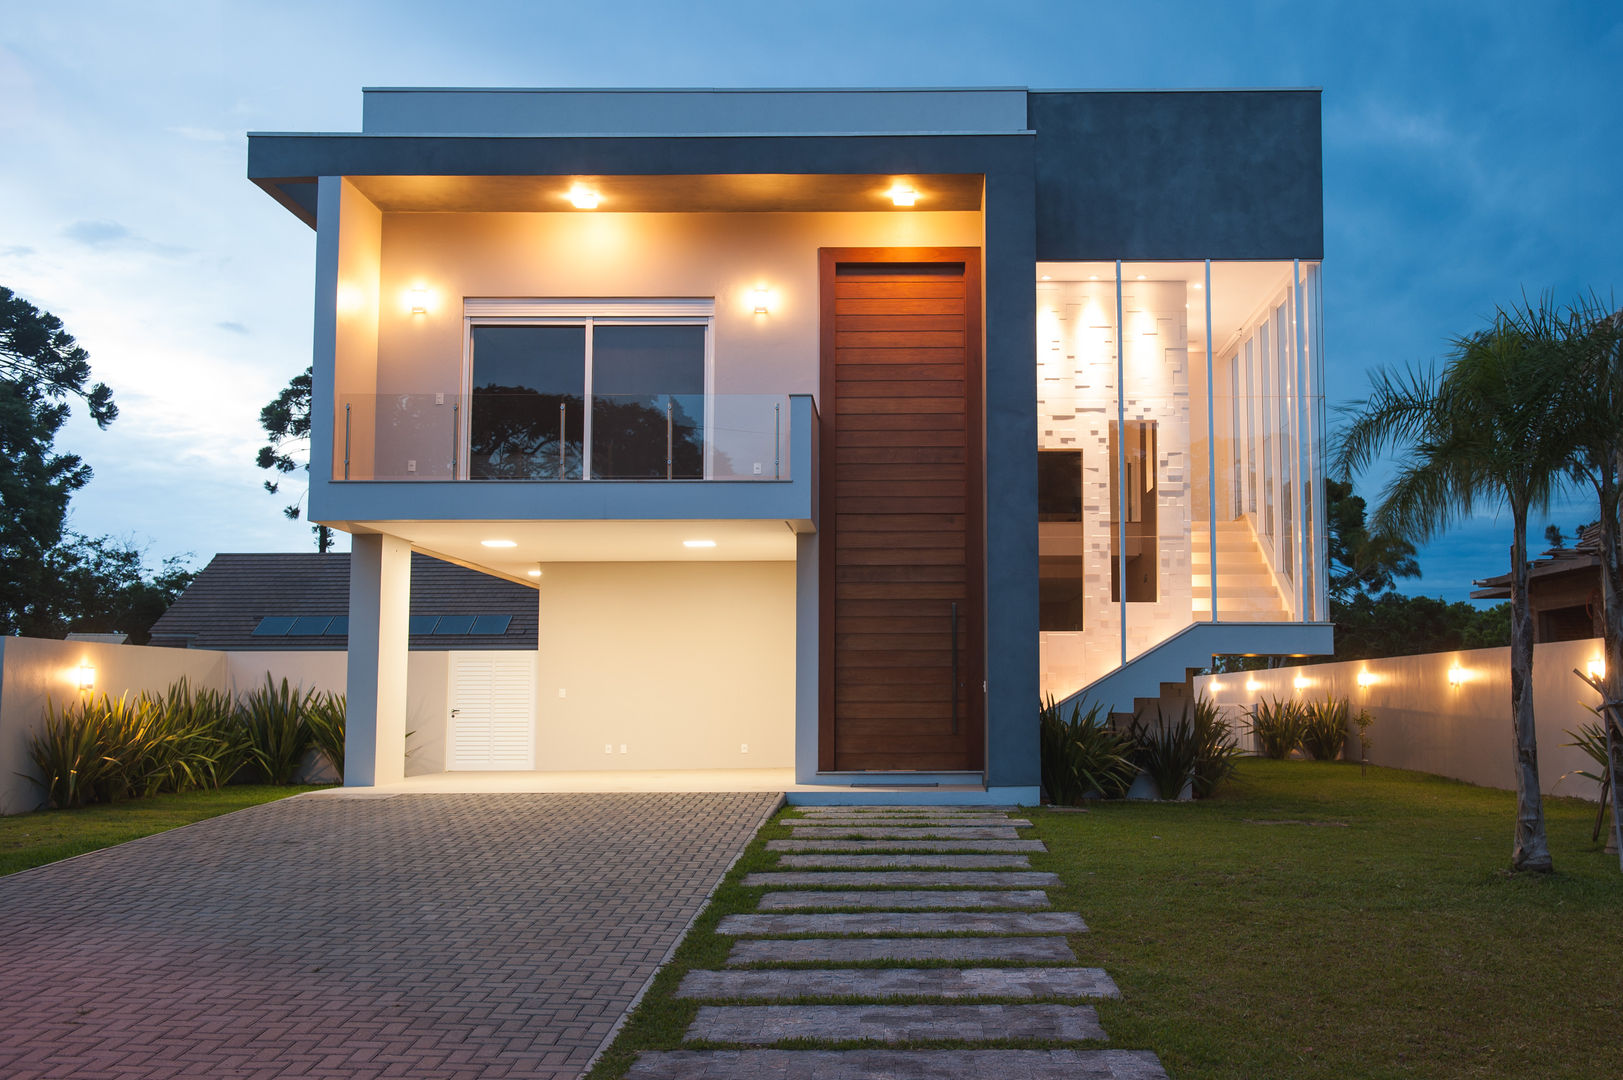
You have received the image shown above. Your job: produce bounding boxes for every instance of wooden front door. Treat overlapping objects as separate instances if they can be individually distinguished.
[818,248,984,772]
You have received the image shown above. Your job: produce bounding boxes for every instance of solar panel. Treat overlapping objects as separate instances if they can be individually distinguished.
[324,616,349,635]
[470,614,512,635]
[432,615,476,635]
[408,615,439,635]
[252,616,296,636]
[287,615,335,635]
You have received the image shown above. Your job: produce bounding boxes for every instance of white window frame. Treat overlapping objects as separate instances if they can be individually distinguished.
[460,298,717,480]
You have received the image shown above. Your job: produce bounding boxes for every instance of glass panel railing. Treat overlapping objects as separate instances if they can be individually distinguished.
[333,393,793,482]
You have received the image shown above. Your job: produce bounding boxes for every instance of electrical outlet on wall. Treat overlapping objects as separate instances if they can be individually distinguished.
[406,460,416,473]
[740,743,749,754]
[604,743,613,754]
[753,462,762,475]
[558,688,566,698]
[435,392,445,405]
[619,744,628,754]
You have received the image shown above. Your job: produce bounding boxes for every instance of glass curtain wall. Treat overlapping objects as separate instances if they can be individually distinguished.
[1036,260,1325,701]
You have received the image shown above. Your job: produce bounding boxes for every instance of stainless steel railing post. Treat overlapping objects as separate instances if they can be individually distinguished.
[666,398,674,481]
[451,403,459,479]
[343,402,351,480]
[774,401,781,480]
[559,402,567,479]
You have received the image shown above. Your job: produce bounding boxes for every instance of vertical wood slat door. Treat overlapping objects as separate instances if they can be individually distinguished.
[819,248,984,772]
[448,653,536,770]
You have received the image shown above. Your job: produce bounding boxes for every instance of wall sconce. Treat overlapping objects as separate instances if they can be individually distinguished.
[1293,675,1311,691]
[1356,670,1376,688]
[74,662,96,693]
[568,184,600,209]
[1447,665,1467,687]
[1245,678,1261,693]
[409,287,429,314]
[1587,658,1606,680]
[1208,681,1223,694]
[752,287,772,315]
[886,185,918,207]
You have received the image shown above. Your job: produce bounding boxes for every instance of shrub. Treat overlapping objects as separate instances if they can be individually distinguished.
[1190,696,1242,798]
[1301,697,1351,761]
[238,676,315,785]
[1248,698,1305,759]
[305,691,346,782]
[29,696,121,809]
[1130,707,1201,800]
[156,678,250,790]
[1040,695,1136,804]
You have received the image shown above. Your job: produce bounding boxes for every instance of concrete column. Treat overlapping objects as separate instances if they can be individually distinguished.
[793,530,819,784]
[346,533,411,786]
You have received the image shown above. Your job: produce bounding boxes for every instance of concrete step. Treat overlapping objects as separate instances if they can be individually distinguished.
[767,839,1046,854]
[795,806,1016,815]
[676,967,1119,1001]
[717,911,1087,937]
[629,1049,1169,1080]
[724,936,1075,966]
[685,1003,1106,1044]
[744,871,1059,889]
[758,889,1051,911]
[774,854,1033,870]
[784,827,1020,840]
[788,816,1029,828]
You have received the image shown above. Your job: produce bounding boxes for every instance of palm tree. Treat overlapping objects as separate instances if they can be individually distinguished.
[1515,295,1623,865]
[1335,317,1568,872]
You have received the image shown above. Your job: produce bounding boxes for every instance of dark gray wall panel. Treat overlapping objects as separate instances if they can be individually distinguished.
[1030,90,1322,261]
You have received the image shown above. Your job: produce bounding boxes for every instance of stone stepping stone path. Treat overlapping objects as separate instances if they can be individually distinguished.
[769,837,1046,853]
[775,853,1032,869]
[677,966,1120,1000]
[758,888,1051,911]
[689,1003,1108,1043]
[627,1049,1169,1080]
[724,935,1077,966]
[744,870,1059,888]
[718,910,1089,936]
[631,805,1168,1079]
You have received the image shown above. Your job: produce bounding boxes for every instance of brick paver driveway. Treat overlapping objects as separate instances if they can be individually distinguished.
[0,791,779,1079]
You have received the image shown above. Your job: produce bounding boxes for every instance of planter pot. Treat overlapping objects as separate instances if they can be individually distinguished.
[1126,769,1193,802]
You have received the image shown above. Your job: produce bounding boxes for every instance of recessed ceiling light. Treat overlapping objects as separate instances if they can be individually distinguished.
[1193,282,1203,290]
[568,184,600,209]
[1040,275,1051,281]
[526,569,542,577]
[1136,274,1147,280]
[886,185,917,207]
[683,539,717,548]
[481,539,517,548]
[1088,275,1099,280]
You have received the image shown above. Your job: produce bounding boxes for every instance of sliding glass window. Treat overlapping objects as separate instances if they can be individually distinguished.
[463,306,712,481]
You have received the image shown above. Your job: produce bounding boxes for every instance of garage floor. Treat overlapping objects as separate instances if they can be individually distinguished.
[0,791,779,1079]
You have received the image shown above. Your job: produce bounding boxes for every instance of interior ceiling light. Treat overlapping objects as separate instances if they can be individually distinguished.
[683,539,717,548]
[886,185,918,207]
[568,184,600,209]
[481,539,518,548]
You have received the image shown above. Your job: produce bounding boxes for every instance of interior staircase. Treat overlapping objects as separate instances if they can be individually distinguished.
[1190,518,1291,621]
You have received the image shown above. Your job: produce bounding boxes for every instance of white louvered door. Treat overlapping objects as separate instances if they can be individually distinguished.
[448,653,536,770]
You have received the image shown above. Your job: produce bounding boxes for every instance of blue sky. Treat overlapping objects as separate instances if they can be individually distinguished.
[1,1,1619,601]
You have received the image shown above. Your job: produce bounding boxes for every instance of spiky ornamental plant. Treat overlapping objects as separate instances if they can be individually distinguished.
[1336,316,1569,873]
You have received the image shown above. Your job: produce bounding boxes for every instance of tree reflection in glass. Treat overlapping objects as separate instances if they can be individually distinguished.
[468,326,584,479]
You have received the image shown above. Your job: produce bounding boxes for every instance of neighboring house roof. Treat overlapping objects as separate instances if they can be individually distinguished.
[148,553,537,651]
[1470,523,1603,600]
[65,632,129,644]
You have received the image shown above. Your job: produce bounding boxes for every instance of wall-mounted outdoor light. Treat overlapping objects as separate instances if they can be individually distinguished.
[1588,658,1606,680]
[409,287,429,314]
[568,185,600,209]
[1245,678,1261,693]
[1356,670,1377,688]
[752,288,772,315]
[1447,664,1467,687]
[1293,675,1311,691]
[886,184,917,207]
[74,662,96,693]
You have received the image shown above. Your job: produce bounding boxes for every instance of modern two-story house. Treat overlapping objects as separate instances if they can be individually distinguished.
[246,86,1331,803]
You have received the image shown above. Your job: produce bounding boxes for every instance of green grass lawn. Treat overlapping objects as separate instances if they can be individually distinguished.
[588,761,1620,1080]
[0,785,324,877]
[1039,759,1622,1080]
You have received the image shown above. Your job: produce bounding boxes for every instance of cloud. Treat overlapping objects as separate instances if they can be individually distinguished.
[216,320,249,335]
[62,219,188,256]
[1,245,33,257]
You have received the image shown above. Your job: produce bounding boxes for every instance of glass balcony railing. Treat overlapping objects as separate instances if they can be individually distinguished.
[333,392,794,482]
